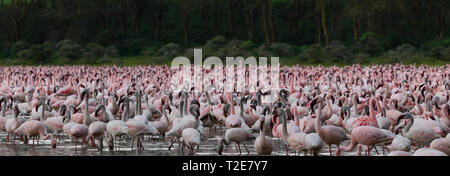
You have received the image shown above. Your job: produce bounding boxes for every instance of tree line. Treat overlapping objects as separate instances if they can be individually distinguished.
[0,0,449,64]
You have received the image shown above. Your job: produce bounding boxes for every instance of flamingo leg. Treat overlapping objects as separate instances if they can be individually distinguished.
[285,144,289,156]
[328,144,332,156]
[335,144,341,156]
[98,137,103,151]
[118,137,120,151]
[243,144,250,154]
[384,145,390,153]
[238,144,242,154]
[74,139,77,152]
[131,137,134,150]
[136,137,140,151]
[168,137,179,151]
[373,146,380,155]
[181,141,185,154]
[356,144,361,156]
[139,137,142,150]
[141,137,144,150]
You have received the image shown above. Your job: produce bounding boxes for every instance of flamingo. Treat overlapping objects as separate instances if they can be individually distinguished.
[390,135,411,152]
[313,96,348,156]
[166,104,201,151]
[413,148,447,156]
[43,104,67,142]
[340,126,395,156]
[87,105,109,151]
[181,128,201,155]
[305,133,324,156]
[430,137,450,155]
[396,113,440,148]
[254,115,273,155]
[14,96,56,148]
[5,104,21,142]
[351,98,379,129]
[217,127,255,155]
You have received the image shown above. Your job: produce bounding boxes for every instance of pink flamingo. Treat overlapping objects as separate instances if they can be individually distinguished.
[351,98,379,129]
[217,127,255,155]
[44,104,67,142]
[430,137,450,155]
[181,128,201,155]
[14,97,56,148]
[0,96,10,133]
[254,115,273,155]
[340,126,394,156]
[5,104,21,142]
[413,148,447,156]
[313,96,348,156]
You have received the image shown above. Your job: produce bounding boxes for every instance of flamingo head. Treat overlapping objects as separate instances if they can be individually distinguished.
[432,96,441,110]
[223,104,230,117]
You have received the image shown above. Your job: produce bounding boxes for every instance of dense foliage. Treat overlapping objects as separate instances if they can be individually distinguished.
[0,0,449,65]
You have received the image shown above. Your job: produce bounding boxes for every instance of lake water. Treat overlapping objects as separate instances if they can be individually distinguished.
[0,127,386,156]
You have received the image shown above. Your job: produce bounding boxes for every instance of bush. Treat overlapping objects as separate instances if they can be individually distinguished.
[270,43,295,57]
[384,43,417,63]
[239,41,255,50]
[221,40,250,57]
[353,52,371,64]
[92,30,123,46]
[324,41,353,63]
[204,35,227,52]
[83,43,105,59]
[421,39,450,51]
[359,32,385,56]
[298,44,324,63]
[255,44,273,57]
[17,42,55,64]
[105,45,119,57]
[141,47,157,56]
[156,43,180,59]
[117,38,149,55]
[54,40,84,61]
[254,43,295,57]
[442,47,450,61]
[11,41,29,56]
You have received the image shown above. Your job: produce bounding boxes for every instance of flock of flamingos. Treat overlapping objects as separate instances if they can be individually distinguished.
[0,64,449,156]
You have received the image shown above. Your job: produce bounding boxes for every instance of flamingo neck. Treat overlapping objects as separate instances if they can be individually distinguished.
[40,104,45,121]
[369,101,376,122]
[403,116,414,134]
[1,102,5,117]
[239,100,244,118]
[281,111,288,140]
[260,121,266,144]
[315,103,323,134]
[293,109,299,126]
[84,96,89,125]
[162,107,170,124]
[183,94,188,115]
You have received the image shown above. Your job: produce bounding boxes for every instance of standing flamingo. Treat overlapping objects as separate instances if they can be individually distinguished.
[254,115,273,155]
[313,96,348,156]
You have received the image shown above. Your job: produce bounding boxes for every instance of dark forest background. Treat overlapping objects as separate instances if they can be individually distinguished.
[0,0,449,65]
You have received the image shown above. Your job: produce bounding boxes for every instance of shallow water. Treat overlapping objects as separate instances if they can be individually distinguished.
[0,127,387,156]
